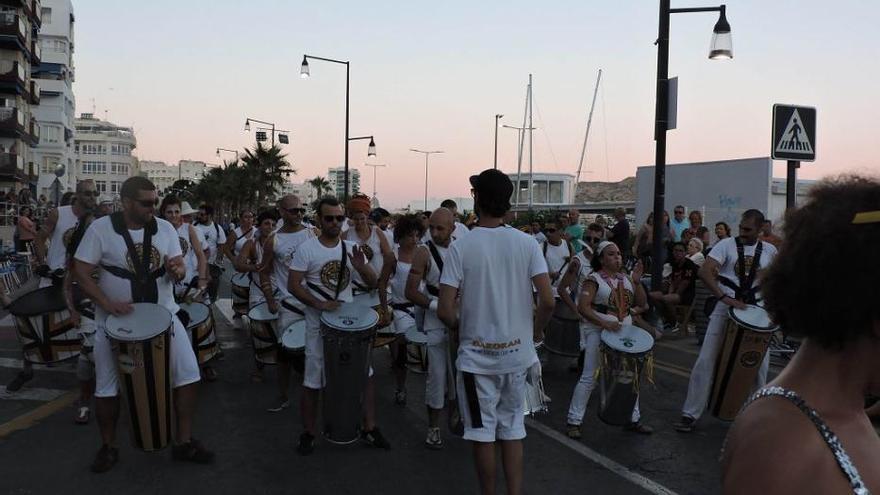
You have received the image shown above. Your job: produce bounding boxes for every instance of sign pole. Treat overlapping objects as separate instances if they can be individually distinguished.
[786,160,799,209]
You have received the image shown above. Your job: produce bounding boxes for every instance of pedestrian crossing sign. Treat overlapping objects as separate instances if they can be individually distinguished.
[772,104,816,161]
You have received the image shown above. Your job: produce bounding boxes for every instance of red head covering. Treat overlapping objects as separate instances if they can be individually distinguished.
[347,194,372,216]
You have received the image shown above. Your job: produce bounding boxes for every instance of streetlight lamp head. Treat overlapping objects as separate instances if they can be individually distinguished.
[215,148,220,156]
[709,6,733,60]
[367,138,377,157]
[300,56,310,78]
[244,120,251,131]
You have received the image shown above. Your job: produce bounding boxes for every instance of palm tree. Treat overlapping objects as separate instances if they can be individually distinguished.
[240,143,296,208]
[308,176,333,199]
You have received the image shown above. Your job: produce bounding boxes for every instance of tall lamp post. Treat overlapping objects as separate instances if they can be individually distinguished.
[244,117,288,147]
[493,114,504,169]
[216,148,238,162]
[361,163,386,201]
[410,149,444,211]
[346,135,377,199]
[650,1,732,291]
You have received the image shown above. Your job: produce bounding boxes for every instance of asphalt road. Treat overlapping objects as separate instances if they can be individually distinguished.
[0,273,798,495]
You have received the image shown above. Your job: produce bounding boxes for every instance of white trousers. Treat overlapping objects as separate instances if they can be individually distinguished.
[425,327,454,410]
[681,302,770,420]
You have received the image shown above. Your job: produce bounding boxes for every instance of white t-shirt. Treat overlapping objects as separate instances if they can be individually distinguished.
[176,223,205,288]
[195,221,227,265]
[290,237,358,303]
[232,226,255,257]
[453,221,470,240]
[272,227,316,298]
[441,225,548,375]
[708,237,777,298]
[47,205,78,271]
[542,239,572,297]
[74,215,182,320]
[344,226,384,292]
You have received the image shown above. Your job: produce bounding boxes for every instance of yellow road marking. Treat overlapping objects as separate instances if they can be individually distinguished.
[0,390,77,439]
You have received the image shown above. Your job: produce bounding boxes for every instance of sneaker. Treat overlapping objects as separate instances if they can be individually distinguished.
[297,432,315,456]
[623,421,654,435]
[361,428,391,450]
[665,323,680,334]
[425,427,443,450]
[673,416,696,433]
[74,405,91,425]
[394,390,407,406]
[267,398,290,413]
[6,371,33,392]
[566,423,582,440]
[171,438,215,464]
[90,445,119,473]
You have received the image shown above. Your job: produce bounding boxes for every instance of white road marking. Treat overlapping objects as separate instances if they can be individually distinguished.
[526,418,680,495]
[0,357,76,373]
[0,386,70,402]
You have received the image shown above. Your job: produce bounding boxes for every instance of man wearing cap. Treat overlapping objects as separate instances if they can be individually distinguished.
[439,169,555,495]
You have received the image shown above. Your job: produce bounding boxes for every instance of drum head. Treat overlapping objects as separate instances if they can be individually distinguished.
[729,305,778,332]
[320,303,379,332]
[281,320,306,350]
[600,325,654,354]
[8,286,67,316]
[248,302,278,322]
[405,326,428,345]
[105,303,172,342]
[352,291,381,308]
[178,302,210,328]
[232,272,250,288]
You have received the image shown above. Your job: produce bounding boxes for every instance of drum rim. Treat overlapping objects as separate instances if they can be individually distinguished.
[320,305,379,332]
[728,305,779,332]
[178,302,211,327]
[281,325,306,349]
[247,302,279,321]
[599,325,655,354]
[231,272,250,286]
[105,303,173,341]
[8,286,68,316]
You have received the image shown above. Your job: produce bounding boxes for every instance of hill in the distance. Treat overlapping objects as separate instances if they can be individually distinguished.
[574,176,636,203]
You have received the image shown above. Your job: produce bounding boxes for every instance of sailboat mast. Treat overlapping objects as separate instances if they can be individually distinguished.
[574,69,603,201]
[514,77,530,208]
[528,73,534,211]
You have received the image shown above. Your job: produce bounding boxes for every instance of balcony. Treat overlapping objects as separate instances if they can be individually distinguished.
[0,107,25,138]
[0,152,25,182]
[29,38,40,65]
[0,13,27,51]
[26,118,39,146]
[31,0,40,28]
[28,80,38,105]
[0,61,26,95]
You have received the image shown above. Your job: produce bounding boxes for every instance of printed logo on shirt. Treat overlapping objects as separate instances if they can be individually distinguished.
[62,226,77,248]
[734,255,755,276]
[319,260,351,292]
[360,243,374,262]
[125,244,162,273]
[179,236,189,257]
[469,338,522,358]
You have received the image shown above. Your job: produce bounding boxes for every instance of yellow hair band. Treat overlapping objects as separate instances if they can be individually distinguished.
[852,210,880,224]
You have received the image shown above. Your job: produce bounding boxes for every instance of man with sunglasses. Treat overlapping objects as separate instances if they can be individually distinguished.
[541,217,573,294]
[6,180,100,394]
[670,205,689,242]
[195,204,227,303]
[289,196,388,455]
[73,176,213,472]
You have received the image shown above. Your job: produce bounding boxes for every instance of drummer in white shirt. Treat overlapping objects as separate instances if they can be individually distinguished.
[439,169,554,495]
[288,196,390,455]
[674,209,777,433]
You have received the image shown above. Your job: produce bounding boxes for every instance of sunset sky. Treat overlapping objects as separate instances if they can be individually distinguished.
[74,1,879,208]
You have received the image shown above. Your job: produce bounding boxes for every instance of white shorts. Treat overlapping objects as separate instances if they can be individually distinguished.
[94,315,200,398]
[392,308,416,335]
[456,368,528,442]
[425,328,454,409]
[303,307,372,390]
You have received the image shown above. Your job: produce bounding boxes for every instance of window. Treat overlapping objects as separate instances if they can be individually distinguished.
[81,161,106,174]
[549,181,564,204]
[40,162,55,174]
[41,7,51,24]
[41,125,60,144]
[110,181,121,194]
[533,181,548,204]
[110,162,129,175]
[95,181,107,193]
[80,143,106,155]
[111,143,131,156]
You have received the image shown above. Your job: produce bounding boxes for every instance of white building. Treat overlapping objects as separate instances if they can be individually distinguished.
[140,159,209,193]
[74,112,136,199]
[32,0,75,201]
[327,166,360,199]
[507,172,576,208]
[405,197,474,213]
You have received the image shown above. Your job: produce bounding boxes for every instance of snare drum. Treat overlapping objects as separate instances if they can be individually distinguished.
[8,285,79,364]
[77,301,97,361]
[105,303,174,451]
[597,325,655,426]
[405,326,429,374]
[709,304,777,421]
[320,303,378,444]
[247,302,280,365]
[280,319,306,374]
[353,291,395,348]
[231,272,250,316]
[544,299,581,357]
[179,302,219,365]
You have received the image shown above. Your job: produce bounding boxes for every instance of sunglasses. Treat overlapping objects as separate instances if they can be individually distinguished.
[544,228,557,233]
[284,207,306,215]
[323,215,346,224]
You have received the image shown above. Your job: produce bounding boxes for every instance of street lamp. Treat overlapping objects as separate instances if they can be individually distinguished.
[299,56,310,78]
[244,117,288,147]
[410,149,444,211]
[361,163,387,200]
[494,114,504,169]
[650,1,732,291]
[255,127,291,145]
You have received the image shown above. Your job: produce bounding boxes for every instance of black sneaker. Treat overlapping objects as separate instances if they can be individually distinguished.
[361,428,391,450]
[90,445,119,473]
[6,371,33,392]
[297,432,315,456]
[623,421,654,435]
[172,438,215,463]
[673,416,696,433]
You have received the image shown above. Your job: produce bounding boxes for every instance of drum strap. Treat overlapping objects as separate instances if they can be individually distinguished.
[280,298,305,316]
[425,241,444,297]
[307,282,333,302]
[727,237,764,304]
[334,241,347,300]
[109,212,161,304]
[237,227,253,241]
[461,372,483,428]
[65,213,93,259]
[390,302,415,318]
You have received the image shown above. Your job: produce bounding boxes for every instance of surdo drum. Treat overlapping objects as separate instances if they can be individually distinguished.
[280,319,306,374]
[105,303,174,451]
[544,299,581,357]
[709,304,778,421]
[597,325,655,426]
[320,303,378,444]
[8,285,79,364]
[405,326,429,374]
[178,302,219,365]
[352,291,395,348]
[247,302,280,365]
[231,272,250,316]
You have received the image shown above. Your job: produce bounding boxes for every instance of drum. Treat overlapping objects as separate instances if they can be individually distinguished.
[77,301,97,361]
[523,341,548,416]
[231,272,250,316]
[405,326,429,374]
[320,303,378,444]
[544,299,581,357]
[353,291,395,348]
[597,325,655,426]
[105,303,174,451]
[709,305,778,421]
[247,302,280,365]
[280,319,306,374]
[179,302,219,365]
[8,285,79,364]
